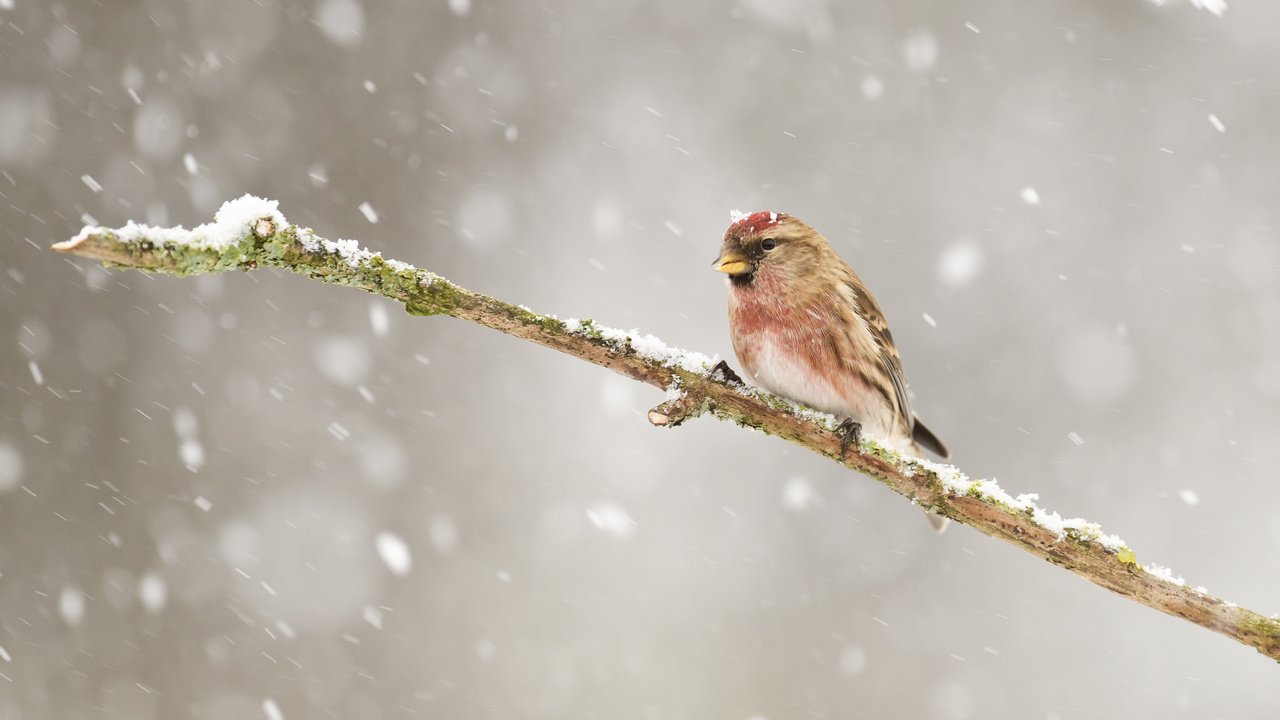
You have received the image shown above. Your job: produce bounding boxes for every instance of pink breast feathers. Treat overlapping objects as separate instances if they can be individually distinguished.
[727,273,901,442]
[728,273,846,412]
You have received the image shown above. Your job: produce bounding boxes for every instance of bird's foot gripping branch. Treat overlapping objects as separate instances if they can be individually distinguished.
[53,195,1280,663]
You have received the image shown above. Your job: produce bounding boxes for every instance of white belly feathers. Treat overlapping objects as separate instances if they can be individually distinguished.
[739,328,907,450]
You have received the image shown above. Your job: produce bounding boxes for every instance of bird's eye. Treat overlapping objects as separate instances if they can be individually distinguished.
[761,238,777,251]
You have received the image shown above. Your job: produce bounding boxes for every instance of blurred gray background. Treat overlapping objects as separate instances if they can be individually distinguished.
[3,0,1279,717]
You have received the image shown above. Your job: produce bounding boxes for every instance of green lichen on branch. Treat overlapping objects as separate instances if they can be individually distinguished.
[404,277,464,317]
[1240,614,1280,657]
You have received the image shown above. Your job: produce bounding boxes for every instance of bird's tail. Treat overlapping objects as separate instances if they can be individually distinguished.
[911,417,949,459]
[925,512,951,533]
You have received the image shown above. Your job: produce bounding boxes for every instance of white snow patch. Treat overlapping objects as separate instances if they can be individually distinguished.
[376,531,413,576]
[585,501,635,539]
[316,0,365,47]
[560,318,717,375]
[262,698,284,720]
[1191,0,1227,16]
[729,209,749,224]
[73,194,286,250]
[937,239,984,287]
[139,571,167,614]
[1187,0,1228,15]
[166,195,274,243]
[1149,0,1226,16]
[914,456,1127,552]
[369,302,390,337]
[59,586,85,627]
[782,476,819,511]
[1143,563,1186,586]
[298,227,418,273]
[902,29,939,73]
[180,439,205,473]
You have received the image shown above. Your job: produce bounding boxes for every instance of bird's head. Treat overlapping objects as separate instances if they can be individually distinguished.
[713,211,830,285]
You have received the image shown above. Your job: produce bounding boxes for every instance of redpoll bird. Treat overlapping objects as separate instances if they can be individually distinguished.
[713,211,951,531]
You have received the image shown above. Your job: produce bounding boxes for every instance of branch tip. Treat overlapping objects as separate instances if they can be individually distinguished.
[647,389,708,428]
[50,235,86,253]
[647,408,674,426]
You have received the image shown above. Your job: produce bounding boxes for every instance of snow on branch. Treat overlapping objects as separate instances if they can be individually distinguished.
[53,195,1280,663]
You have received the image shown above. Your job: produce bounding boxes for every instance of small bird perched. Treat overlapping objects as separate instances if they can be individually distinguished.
[713,211,950,531]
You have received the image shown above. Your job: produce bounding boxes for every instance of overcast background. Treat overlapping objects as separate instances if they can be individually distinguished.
[3,0,1280,717]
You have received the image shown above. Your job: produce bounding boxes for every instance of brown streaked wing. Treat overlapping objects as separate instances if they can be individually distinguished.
[842,275,915,431]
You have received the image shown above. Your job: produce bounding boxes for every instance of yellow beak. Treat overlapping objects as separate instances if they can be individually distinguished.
[712,250,750,275]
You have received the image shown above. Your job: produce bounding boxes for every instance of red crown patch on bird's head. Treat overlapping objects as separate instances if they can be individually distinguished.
[727,210,787,238]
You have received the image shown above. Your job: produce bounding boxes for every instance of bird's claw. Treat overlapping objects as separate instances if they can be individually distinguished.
[836,418,862,462]
[710,360,743,385]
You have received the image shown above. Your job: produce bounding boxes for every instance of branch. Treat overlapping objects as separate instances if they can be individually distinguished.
[52,196,1280,663]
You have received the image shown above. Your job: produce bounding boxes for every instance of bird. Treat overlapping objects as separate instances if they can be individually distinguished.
[712,211,951,531]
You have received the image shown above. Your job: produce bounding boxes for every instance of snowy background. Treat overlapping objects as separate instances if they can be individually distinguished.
[3,0,1279,717]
